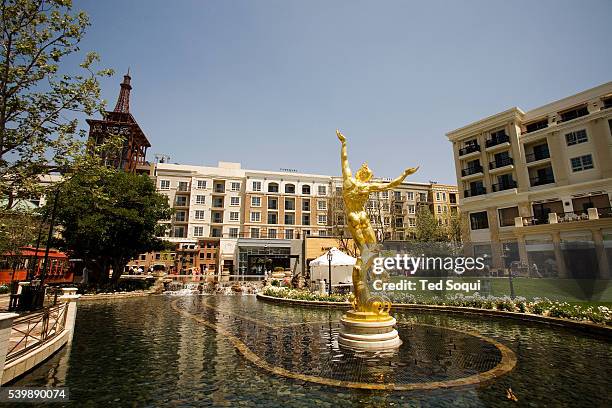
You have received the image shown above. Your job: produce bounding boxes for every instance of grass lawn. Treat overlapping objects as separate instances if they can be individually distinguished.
[382,276,612,306]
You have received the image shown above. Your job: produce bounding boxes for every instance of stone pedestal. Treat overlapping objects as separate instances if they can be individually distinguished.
[338,311,401,350]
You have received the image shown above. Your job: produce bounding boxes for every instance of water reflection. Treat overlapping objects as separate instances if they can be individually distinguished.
[8,296,612,407]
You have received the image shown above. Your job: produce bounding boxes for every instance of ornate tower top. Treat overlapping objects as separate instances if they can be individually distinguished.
[113,70,132,113]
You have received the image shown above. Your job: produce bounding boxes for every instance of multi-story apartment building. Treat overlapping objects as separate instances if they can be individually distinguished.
[447,82,612,278]
[133,161,458,278]
[330,178,458,241]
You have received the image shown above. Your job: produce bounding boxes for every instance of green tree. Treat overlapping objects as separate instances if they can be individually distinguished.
[414,206,440,242]
[0,0,112,209]
[51,166,172,287]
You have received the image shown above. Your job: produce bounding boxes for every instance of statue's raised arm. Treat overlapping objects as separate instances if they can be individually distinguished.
[367,167,419,192]
[336,130,352,180]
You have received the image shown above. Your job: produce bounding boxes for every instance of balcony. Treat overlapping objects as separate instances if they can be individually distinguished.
[461,165,483,177]
[464,187,486,198]
[485,134,510,149]
[558,106,588,123]
[458,144,481,157]
[520,216,548,226]
[491,180,517,192]
[529,174,555,187]
[598,207,612,218]
[177,183,190,192]
[525,149,550,164]
[489,157,514,170]
[523,119,548,134]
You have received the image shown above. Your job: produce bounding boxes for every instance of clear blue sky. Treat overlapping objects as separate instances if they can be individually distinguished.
[74,0,612,183]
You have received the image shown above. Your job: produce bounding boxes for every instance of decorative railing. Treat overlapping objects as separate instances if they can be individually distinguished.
[491,181,517,192]
[6,303,68,364]
[557,210,589,223]
[598,207,612,218]
[529,174,555,186]
[464,187,486,197]
[489,157,514,169]
[525,150,550,163]
[485,134,510,148]
[458,144,480,156]
[461,165,483,176]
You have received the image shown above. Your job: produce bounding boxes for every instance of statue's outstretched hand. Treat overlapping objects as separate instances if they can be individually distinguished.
[336,129,346,143]
[404,167,419,177]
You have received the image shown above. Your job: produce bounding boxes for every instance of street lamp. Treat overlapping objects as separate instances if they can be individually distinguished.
[327,250,333,295]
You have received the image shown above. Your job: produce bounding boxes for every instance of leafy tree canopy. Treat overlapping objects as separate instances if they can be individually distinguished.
[0,0,112,209]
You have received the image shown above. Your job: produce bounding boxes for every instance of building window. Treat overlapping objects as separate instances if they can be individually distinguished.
[408,205,415,214]
[212,197,224,207]
[250,228,259,238]
[194,226,204,237]
[267,212,278,224]
[267,229,277,239]
[565,129,588,146]
[173,226,186,238]
[250,212,261,222]
[381,191,389,199]
[177,181,189,192]
[197,180,207,189]
[525,119,548,133]
[302,199,310,211]
[317,200,327,210]
[229,228,238,238]
[285,198,295,211]
[268,197,278,210]
[196,195,205,205]
[317,214,327,225]
[470,211,489,230]
[231,182,241,192]
[498,206,519,227]
[384,217,390,226]
[175,196,187,206]
[419,193,427,201]
[285,213,295,225]
[437,205,442,213]
[302,185,311,195]
[302,214,310,225]
[230,196,240,206]
[211,228,222,237]
[436,192,441,201]
[175,211,186,222]
[251,196,261,207]
[285,229,294,239]
[160,180,170,190]
[285,183,295,194]
[407,191,414,200]
[318,185,327,196]
[409,218,416,227]
[195,210,205,220]
[230,212,239,221]
[252,181,262,192]
[303,229,310,236]
[559,106,589,123]
[570,154,594,172]
[268,182,279,193]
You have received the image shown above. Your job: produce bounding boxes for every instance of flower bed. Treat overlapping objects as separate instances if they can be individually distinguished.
[262,287,611,326]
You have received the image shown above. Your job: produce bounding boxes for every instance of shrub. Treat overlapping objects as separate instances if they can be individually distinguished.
[0,284,9,294]
[262,287,611,326]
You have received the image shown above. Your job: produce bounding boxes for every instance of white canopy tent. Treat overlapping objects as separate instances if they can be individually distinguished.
[309,247,356,285]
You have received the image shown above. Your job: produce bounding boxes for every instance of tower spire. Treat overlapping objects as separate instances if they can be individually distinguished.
[113,70,132,113]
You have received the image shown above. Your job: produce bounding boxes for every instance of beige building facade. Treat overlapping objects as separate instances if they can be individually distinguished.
[447,82,612,278]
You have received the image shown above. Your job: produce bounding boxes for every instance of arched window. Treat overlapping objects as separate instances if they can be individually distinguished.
[285,183,296,194]
[268,182,279,193]
[302,185,311,195]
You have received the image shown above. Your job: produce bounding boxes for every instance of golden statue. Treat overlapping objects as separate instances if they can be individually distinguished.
[336,129,418,318]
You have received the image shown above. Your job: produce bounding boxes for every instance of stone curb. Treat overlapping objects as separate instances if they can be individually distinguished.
[79,291,153,301]
[256,293,612,337]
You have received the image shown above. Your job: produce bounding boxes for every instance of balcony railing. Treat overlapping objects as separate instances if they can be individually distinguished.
[520,216,548,226]
[491,180,517,192]
[485,134,510,148]
[525,149,550,163]
[598,207,612,218]
[458,144,480,156]
[463,187,486,197]
[489,157,514,169]
[557,210,589,223]
[461,165,483,177]
[529,175,555,187]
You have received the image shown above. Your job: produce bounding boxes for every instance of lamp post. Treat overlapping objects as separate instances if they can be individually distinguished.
[327,250,333,295]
